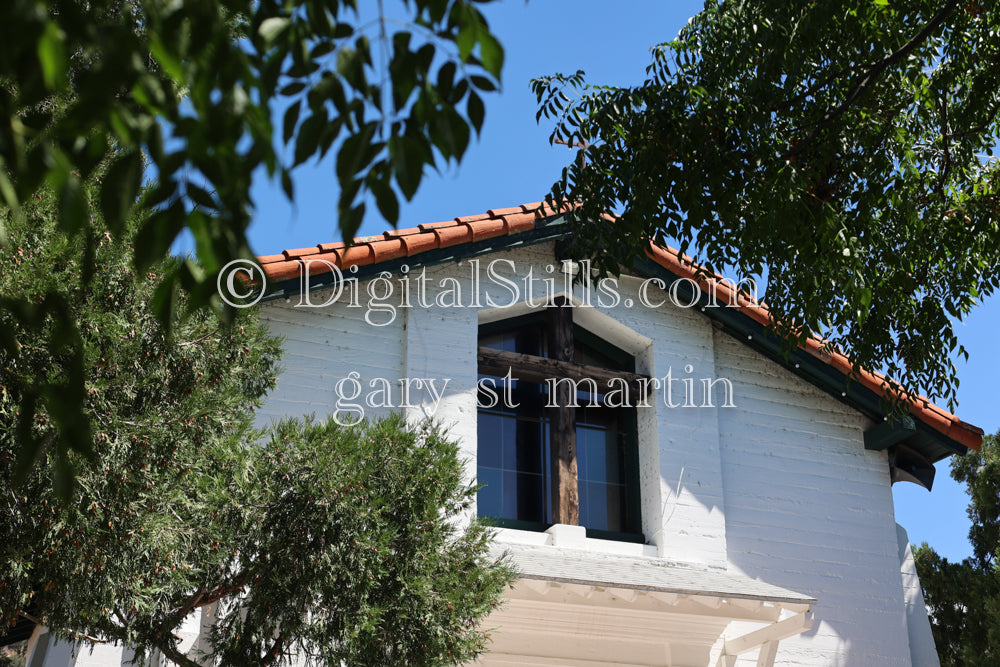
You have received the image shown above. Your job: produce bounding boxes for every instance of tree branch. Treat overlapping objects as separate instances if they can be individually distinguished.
[783,0,960,160]
[263,631,287,666]
[153,637,204,667]
[198,571,249,608]
[18,611,108,644]
[937,94,953,198]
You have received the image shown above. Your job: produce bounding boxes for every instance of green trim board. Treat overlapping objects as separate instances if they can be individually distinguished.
[864,416,917,451]
[629,255,969,463]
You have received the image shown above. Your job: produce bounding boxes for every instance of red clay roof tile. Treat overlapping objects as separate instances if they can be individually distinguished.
[434,224,474,246]
[383,227,424,238]
[418,221,458,232]
[283,246,323,260]
[455,213,491,224]
[339,244,375,268]
[369,238,407,263]
[264,260,302,282]
[401,233,438,256]
[487,206,525,217]
[503,212,537,234]
[468,219,507,242]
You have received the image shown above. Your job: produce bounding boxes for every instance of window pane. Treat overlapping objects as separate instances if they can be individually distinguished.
[515,471,545,523]
[477,467,502,518]
[576,413,629,533]
[477,400,550,524]
[582,481,626,533]
[515,420,544,474]
[477,412,503,469]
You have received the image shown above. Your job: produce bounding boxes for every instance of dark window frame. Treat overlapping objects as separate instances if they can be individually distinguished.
[477,306,644,543]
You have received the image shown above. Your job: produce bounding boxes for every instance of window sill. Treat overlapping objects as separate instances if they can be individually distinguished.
[491,524,657,558]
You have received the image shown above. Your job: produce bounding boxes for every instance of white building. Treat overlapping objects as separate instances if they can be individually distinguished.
[22,202,983,666]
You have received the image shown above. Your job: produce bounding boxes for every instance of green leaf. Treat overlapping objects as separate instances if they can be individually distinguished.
[467,92,485,134]
[148,35,184,84]
[369,175,399,225]
[37,22,68,89]
[456,22,477,62]
[336,124,377,183]
[259,17,292,45]
[135,204,186,271]
[60,176,88,236]
[469,75,496,92]
[478,32,504,78]
[294,113,324,166]
[283,101,301,144]
[150,268,179,335]
[280,82,307,96]
[438,61,457,100]
[99,151,144,237]
[390,133,428,200]
[0,168,18,243]
[187,183,217,210]
[339,201,366,240]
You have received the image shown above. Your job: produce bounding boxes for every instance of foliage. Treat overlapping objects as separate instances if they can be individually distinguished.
[0,205,513,665]
[914,431,1000,665]
[533,0,1000,409]
[0,0,503,479]
[0,643,27,667]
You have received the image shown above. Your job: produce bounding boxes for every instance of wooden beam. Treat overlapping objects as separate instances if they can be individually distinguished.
[723,611,813,657]
[864,416,916,451]
[547,297,578,526]
[477,348,650,394]
[756,640,779,667]
[715,654,737,667]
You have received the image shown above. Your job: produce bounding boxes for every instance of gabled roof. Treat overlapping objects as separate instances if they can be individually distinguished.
[257,202,983,461]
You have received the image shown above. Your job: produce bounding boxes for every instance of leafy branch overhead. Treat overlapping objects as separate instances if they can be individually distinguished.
[0,0,503,484]
[533,0,1000,409]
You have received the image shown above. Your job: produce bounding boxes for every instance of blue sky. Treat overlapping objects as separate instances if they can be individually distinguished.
[236,0,999,562]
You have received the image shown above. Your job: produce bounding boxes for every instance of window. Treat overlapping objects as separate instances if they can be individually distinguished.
[476,302,643,542]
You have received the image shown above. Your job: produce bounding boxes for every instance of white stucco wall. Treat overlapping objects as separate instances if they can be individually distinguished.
[897,523,941,667]
[712,330,912,665]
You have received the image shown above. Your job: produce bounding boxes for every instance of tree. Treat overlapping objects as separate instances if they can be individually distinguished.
[0,196,513,665]
[914,431,1000,665]
[0,0,504,479]
[533,0,1000,409]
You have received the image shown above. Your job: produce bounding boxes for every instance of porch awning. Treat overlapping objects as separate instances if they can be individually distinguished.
[482,544,816,667]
